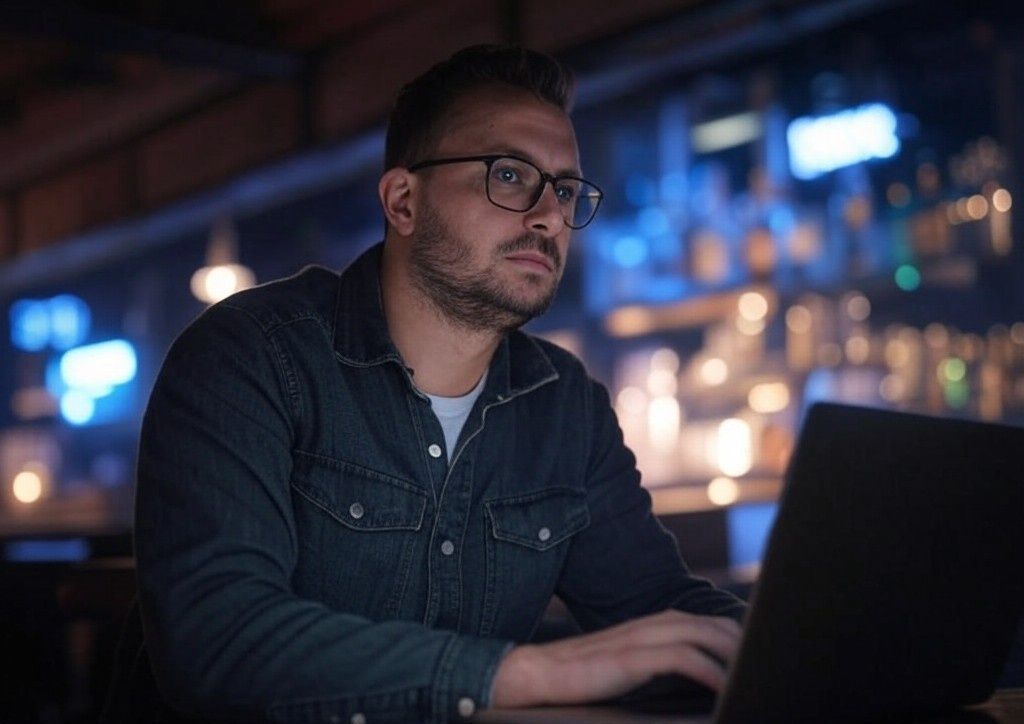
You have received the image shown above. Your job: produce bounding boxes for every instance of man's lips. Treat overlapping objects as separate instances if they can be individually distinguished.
[505,252,554,272]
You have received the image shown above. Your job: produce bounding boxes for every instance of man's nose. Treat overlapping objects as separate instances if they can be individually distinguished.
[523,181,567,235]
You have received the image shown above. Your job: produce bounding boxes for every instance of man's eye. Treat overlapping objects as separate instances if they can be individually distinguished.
[494,166,521,184]
[555,184,578,202]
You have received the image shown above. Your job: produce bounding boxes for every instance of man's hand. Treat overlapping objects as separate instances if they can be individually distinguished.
[489,609,742,708]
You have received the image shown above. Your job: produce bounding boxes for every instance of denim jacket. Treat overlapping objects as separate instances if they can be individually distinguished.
[128,242,746,723]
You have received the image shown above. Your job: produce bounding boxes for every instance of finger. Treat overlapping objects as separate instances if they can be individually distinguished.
[709,615,744,636]
[572,609,706,648]
[619,642,730,693]
[701,615,744,650]
[551,609,689,654]
[650,610,742,637]
[571,613,741,662]
[649,617,741,666]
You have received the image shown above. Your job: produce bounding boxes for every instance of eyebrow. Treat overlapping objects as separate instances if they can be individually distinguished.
[490,146,582,178]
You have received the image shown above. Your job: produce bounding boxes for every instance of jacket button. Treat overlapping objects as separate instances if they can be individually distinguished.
[538,527,551,542]
[441,540,455,556]
[349,503,364,520]
[351,713,366,724]
[428,444,443,458]
[457,697,476,717]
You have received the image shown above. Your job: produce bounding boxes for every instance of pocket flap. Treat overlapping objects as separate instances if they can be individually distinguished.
[485,487,590,551]
[292,451,427,531]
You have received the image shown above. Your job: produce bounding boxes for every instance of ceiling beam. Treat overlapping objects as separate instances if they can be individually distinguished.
[0,1,305,80]
[0,68,238,192]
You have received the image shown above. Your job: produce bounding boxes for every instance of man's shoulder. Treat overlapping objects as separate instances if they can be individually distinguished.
[214,264,338,334]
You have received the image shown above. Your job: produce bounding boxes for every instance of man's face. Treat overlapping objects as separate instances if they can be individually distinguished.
[406,85,580,333]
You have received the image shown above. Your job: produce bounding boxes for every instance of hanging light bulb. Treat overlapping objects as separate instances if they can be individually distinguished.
[190,217,256,304]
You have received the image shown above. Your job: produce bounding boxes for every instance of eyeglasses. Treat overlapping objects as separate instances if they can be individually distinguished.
[407,154,604,229]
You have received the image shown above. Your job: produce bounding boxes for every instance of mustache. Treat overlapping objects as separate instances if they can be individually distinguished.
[498,233,562,271]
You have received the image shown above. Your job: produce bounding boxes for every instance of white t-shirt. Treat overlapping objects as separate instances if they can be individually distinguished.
[424,371,488,461]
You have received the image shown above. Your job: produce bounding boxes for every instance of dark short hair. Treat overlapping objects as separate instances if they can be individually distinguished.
[384,44,575,171]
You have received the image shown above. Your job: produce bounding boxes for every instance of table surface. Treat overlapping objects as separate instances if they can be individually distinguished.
[472,688,1024,723]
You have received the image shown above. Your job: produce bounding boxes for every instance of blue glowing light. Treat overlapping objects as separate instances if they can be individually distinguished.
[660,172,688,203]
[802,368,838,407]
[48,295,91,350]
[10,300,50,352]
[61,390,96,425]
[644,277,687,303]
[787,103,900,180]
[44,357,64,399]
[767,206,796,236]
[5,538,90,563]
[612,236,649,268]
[49,339,139,426]
[637,207,670,237]
[727,502,779,567]
[9,294,91,352]
[59,339,137,394]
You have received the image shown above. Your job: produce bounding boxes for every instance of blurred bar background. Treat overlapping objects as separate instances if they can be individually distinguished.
[1,0,1022,720]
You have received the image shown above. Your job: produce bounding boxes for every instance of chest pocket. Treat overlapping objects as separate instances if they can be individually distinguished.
[485,487,590,550]
[289,450,428,619]
[480,487,590,639]
[292,450,427,531]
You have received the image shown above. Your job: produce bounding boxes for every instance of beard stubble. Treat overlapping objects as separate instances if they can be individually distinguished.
[408,201,563,333]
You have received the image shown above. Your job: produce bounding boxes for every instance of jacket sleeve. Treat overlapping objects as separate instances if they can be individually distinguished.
[134,303,511,724]
[554,377,748,630]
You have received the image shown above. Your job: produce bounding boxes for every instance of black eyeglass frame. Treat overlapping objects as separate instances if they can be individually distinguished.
[406,154,604,229]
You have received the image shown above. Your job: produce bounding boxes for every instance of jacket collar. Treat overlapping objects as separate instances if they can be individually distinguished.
[331,242,558,399]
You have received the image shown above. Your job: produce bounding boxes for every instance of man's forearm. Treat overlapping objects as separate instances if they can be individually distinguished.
[140,579,512,722]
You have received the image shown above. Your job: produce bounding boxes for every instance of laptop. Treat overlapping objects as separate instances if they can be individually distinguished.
[714,402,1024,722]
[476,402,1024,723]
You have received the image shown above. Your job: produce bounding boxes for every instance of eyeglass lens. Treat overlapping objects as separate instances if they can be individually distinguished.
[485,157,601,229]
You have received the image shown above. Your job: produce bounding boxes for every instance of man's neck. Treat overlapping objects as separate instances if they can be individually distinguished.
[380,240,502,397]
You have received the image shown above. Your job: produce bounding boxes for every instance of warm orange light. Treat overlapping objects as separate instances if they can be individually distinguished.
[699,358,729,386]
[785,305,812,334]
[716,418,752,477]
[647,369,677,397]
[965,194,988,220]
[615,387,647,417]
[738,292,769,321]
[748,382,790,413]
[885,339,911,369]
[190,264,256,304]
[845,336,871,365]
[735,316,766,336]
[707,477,740,506]
[12,470,43,504]
[650,348,680,373]
[844,293,871,322]
[606,307,654,337]
[647,397,681,452]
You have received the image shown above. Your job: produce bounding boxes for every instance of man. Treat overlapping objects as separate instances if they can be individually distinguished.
[115,45,745,723]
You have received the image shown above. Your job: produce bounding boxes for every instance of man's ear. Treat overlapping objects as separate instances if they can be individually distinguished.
[379,167,417,236]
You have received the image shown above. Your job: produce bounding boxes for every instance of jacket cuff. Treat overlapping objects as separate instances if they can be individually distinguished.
[432,635,513,722]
